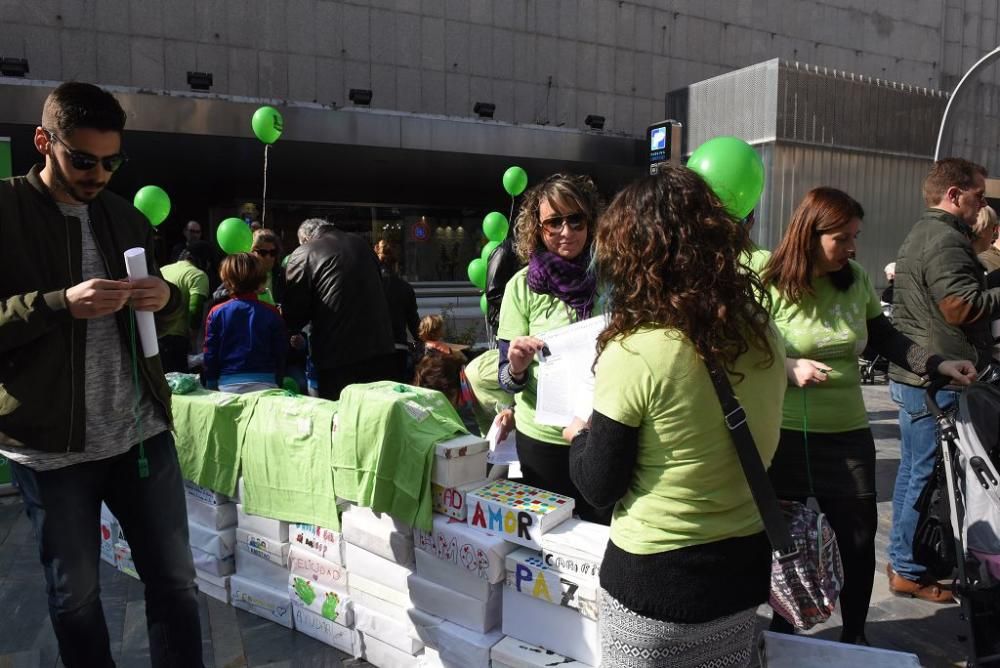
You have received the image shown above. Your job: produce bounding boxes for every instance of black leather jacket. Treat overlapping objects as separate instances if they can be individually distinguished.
[282,229,395,370]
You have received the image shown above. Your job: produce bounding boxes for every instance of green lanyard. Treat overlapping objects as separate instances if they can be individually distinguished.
[802,387,814,497]
[127,308,149,479]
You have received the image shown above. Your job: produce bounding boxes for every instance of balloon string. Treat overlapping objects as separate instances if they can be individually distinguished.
[262,144,269,227]
[508,196,515,227]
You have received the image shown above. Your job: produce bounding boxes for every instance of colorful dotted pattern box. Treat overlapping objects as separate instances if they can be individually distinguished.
[473,480,573,516]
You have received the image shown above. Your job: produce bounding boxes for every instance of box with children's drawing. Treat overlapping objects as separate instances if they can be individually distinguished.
[466,480,574,550]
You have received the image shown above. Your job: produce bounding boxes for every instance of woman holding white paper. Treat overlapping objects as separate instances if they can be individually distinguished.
[564,165,786,667]
[496,173,609,523]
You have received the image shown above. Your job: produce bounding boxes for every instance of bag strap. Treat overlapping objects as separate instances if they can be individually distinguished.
[705,360,796,556]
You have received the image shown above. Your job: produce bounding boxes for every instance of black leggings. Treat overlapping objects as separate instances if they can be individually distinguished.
[515,430,612,525]
[769,495,878,641]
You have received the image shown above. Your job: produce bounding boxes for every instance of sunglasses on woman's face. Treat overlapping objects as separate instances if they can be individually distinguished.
[254,248,278,257]
[47,130,128,173]
[541,212,587,233]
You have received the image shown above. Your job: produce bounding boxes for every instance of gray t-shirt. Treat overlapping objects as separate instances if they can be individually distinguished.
[0,202,169,470]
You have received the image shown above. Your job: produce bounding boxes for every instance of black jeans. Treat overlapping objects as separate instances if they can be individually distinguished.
[769,495,878,642]
[317,353,400,401]
[515,430,612,525]
[10,432,203,668]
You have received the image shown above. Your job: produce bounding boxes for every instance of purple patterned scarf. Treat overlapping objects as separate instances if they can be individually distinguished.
[527,250,597,320]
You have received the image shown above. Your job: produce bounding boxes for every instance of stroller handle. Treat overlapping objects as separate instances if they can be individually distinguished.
[924,374,954,417]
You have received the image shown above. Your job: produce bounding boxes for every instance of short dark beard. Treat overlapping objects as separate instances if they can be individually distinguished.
[48,147,102,203]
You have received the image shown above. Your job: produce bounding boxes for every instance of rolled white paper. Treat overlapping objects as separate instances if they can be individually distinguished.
[123,247,159,358]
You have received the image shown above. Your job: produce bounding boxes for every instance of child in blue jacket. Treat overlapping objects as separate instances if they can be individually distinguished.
[203,253,287,393]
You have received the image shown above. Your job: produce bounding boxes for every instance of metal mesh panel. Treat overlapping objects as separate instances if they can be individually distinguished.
[777,62,947,157]
[682,59,780,148]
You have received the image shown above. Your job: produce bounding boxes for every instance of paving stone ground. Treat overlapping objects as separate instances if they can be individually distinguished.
[0,384,974,667]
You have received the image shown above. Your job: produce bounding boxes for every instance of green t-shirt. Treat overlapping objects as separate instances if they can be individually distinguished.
[160,260,209,338]
[594,326,786,555]
[497,267,602,445]
[746,246,771,275]
[463,348,512,436]
[767,260,882,433]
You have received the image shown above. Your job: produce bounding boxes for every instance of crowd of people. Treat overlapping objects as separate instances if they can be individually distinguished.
[3,81,998,668]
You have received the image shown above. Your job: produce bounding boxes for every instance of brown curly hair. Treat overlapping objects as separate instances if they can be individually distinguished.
[513,173,604,263]
[594,165,774,373]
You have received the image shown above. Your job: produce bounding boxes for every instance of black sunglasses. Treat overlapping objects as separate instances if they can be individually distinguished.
[541,212,587,233]
[254,248,278,257]
[47,130,128,173]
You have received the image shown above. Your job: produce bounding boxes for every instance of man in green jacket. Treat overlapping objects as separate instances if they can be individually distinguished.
[887,157,995,603]
[0,83,202,666]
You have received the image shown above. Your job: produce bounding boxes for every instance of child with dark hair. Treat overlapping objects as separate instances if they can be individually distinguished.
[202,253,287,393]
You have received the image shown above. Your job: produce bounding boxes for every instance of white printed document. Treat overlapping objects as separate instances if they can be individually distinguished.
[534,315,606,427]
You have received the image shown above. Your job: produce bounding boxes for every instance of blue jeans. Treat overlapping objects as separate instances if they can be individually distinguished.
[10,431,203,668]
[888,381,957,581]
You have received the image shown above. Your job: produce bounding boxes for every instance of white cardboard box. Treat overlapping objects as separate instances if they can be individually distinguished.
[114,542,139,580]
[362,633,429,668]
[287,573,354,626]
[230,574,294,629]
[431,480,488,520]
[191,547,235,577]
[195,574,230,604]
[414,513,516,584]
[406,572,501,633]
[99,515,118,567]
[236,503,289,542]
[415,548,494,601]
[411,615,503,668]
[501,587,599,666]
[345,543,414,593]
[466,480,574,550]
[289,522,345,565]
[539,518,608,580]
[354,604,425,655]
[490,635,594,668]
[184,480,233,506]
[195,568,231,589]
[431,434,490,488]
[292,603,362,657]
[505,548,599,620]
[188,522,236,559]
[235,527,290,567]
[288,544,348,592]
[235,545,289,590]
[758,631,921,667]
[186,496,237,530]
[348,574,415,623]
[341,505,415,566]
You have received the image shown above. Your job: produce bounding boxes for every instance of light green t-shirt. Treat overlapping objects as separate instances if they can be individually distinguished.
[594,326,786,555]
[767,260,882,433]
[160,260,209,339]
[464,348,512,436]
[497,267,601,445]
[746,246,771,275]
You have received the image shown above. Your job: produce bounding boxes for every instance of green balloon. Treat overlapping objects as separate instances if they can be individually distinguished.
[686,136,764,220]
[481,240,501,263]
[251,105,284,144]
[467,258,487,290]
[216,217,253,255]
[282,376,301,394]
[482,211,509,243]
[503,166,528,197]
[480,293,488,315]
[133,185,171,226]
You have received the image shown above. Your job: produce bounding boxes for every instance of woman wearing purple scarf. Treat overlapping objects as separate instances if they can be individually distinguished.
[496,173,609,524]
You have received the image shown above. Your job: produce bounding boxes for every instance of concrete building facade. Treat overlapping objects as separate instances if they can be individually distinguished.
[1,0,997,138]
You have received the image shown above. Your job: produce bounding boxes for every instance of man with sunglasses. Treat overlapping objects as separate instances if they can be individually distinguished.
[0,82,202,666]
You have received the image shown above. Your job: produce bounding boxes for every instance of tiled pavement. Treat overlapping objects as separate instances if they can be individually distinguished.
[0,384,973,667]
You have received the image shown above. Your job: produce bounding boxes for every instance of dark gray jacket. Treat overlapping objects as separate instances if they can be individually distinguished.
[283,228,394,370]
[890,208,1000,386]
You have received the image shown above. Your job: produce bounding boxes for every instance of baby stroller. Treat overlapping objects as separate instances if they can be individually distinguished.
[859,302,893,384]
[926,377,1000,667]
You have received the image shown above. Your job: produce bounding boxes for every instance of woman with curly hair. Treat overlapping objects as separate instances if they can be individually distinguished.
[563,165,786,667]
[496,173,608,522]
[760,187,975,640]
